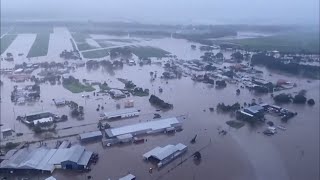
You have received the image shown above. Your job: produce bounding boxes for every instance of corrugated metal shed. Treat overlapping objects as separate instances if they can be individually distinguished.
[77,151,92,166]
[119,174,136,180]
[105,117,181,138]
[104,108,139,119]
[45,176,57,180]
[0,145,93,173]
[58,141,71,149]
[143,143,187,161]
[79,131,102,142]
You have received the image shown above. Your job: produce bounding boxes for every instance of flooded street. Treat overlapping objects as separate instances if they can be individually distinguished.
[0,27,319,180]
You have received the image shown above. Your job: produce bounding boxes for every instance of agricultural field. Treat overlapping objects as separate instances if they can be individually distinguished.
[0,34,17,54]
[70,39,77,51]
[10,25,53,34]
[82,49,110,59]
[71,33,99,51]
[103,39,139,43]
[76,43,96,51]
[129,46,170,58]
[95,39,115,48]
[1,26,11,36]
[219,31,320,54]
[71,32,89,43]
[27,34,50,58]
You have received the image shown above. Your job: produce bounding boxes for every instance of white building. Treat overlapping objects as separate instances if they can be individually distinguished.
[143,143,187,168]
[103,108,139,120]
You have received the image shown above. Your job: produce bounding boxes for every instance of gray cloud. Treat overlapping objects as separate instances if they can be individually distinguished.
[1,0,319,25]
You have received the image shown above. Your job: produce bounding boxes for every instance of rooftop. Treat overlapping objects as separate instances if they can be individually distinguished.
[105,117,181,138]
[0,145,92,173]
[104,108,139,118]
[79,131,102,140]
[143,143,187,161]
[245,105,264,114]
[119,174,136,180]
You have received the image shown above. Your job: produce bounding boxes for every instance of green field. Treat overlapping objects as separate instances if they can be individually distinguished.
[10,25,53,34]
[82,49,109,59]
[220,31,320,54]
[71,33,90,43]
[63,82,95,93]
[103,39,139,43]
[0,34,17,54]
[1,27,11,36]
[95,40,115,48]
[70,39,77,51]
[130,46,170,58]
[27,34,50,58]
[77,43,96,51]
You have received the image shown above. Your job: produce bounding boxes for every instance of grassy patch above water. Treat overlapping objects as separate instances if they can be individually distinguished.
[218,31,320,54]
[226,120,245,129]
[70,39,77,51]
[77,43,96,51]
[82,49,109,59]
[104,39,139,43]
[71,33,90,43]
[27,34,50,58]
[10,25,53,34]
[63,82,95,93]
[95,40,115,48]
[129,46,170,58]
[0,34,17,54]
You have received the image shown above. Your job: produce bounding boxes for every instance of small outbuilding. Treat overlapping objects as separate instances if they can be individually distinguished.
[79,131,103,143]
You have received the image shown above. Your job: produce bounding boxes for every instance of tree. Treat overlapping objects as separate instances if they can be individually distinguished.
[193,151,202,160]
[33,124,42,133]
[61,115,68,121]
[97,121,103,130]
[215,52,224,59]
[293,94,307,104]
[231,52,244,62]
[274,93,292,103]
[307,99,315,105]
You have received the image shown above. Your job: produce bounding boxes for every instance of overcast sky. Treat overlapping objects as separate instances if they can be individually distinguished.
[1,0,319,25]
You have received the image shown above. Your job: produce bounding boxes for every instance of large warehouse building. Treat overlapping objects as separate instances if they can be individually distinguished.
[105,117,182,138]
[0,145,93,174]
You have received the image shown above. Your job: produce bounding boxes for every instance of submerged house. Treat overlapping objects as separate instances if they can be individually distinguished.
[23,111,55,125]
[143,143,187,168]
[244,105,265,118]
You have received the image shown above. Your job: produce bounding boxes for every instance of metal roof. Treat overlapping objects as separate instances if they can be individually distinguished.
[79,131,102,140]
[77,151,93,166]
[45,176,57,180]
[119,174,136,180]
[58,141,71,149]
[105,117,180,137]
[104,108,139,118]
[1,145,92,172]
[245,105,264,114]
[117,133,133,140]
[143,143,187,161]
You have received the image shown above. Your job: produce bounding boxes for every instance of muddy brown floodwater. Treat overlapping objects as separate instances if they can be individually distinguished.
[0,34,319,180]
